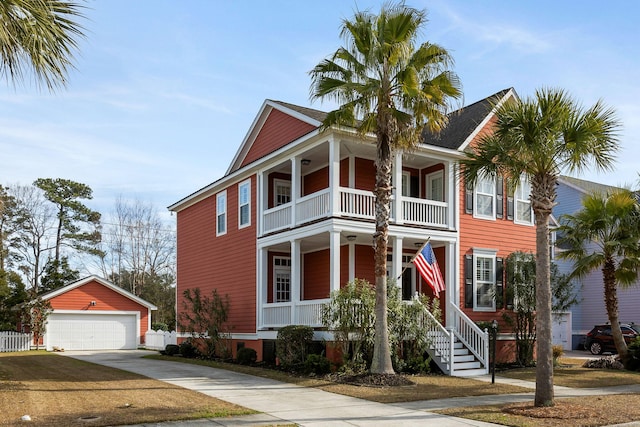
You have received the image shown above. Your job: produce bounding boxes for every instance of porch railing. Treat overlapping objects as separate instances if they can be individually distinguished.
[263,204,291,233]
[296,189,330,225]
[451,304,489,372]
[261,299,330,329]
[340,187,376,219]
[402,197,448,227]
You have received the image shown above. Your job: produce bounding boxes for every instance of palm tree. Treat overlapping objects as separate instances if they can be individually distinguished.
[558,190,640,366]
[460,88,620,406]
[0,0,86,90]
[309,2,461,374]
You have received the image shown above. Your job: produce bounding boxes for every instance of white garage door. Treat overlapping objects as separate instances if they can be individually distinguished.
[47,313,137,351]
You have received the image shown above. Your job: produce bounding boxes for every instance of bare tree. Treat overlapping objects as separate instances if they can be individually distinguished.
[99,197,175,297]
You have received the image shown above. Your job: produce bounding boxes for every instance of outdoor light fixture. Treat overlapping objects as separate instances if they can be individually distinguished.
[301,159,311,166]
[90,301,96,306]
[346,235,357,241]
[414,242,423,247]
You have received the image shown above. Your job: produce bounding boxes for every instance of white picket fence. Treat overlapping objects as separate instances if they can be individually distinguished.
[145,330,177,350]
[0,331,31,352]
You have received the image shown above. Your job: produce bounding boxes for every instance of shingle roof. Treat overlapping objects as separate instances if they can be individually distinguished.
[421,88,512,150]
[268,100,328,123]
[559,175,623,194]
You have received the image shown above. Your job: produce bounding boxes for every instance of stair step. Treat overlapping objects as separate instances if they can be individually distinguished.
[453,354,475,363]
[453,348,469,356]
[452,368,488,377]
[454,361,481,370]
[453,342,463,349]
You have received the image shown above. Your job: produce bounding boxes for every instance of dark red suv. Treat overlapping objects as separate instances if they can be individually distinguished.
[584,323,640,355]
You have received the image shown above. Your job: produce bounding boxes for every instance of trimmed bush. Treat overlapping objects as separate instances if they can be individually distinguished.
[179,340,200,358]
[582,355,624,370]
[165,344,180,356]
[276,325,314,369]
[304,354,331,375]
[237,347,257,365]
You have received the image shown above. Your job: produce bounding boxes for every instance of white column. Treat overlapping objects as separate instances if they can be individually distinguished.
[291,158,299,227]
[348,240,355,282]
[392,236,403,289]
[329,137,341,216]
[256,246,269,330]
[348,155,355,188]
[291,239,301,324]
[257,171,264,236]
[393,151,403,224]
[329,230,341,292]
[446,240,457,327]
[446,160,456,230]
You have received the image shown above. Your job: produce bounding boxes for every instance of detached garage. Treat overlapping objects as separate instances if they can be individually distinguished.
[40,276,157,351]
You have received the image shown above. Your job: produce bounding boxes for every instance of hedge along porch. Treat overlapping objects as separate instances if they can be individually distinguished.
[39,276,157,351]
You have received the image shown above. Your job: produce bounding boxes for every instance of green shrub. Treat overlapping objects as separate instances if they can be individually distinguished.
[236,347,257,365]
[152,322,169,331]
[627,336,640,371]
[165,344,180,356]
[276,325,314,369]
[179,340,199,358]
[304,354,331,375]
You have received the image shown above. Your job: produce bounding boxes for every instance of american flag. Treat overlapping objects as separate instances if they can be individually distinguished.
[413,242,446,294]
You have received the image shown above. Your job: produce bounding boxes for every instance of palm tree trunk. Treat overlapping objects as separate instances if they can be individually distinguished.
[603,258,629,364]
[532,174,555,407]
[370,131,394,375]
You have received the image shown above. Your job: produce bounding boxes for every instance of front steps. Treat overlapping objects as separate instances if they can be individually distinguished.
[429,339,487,377]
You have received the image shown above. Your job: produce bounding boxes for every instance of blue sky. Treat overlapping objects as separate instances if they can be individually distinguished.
[2,0,638,217]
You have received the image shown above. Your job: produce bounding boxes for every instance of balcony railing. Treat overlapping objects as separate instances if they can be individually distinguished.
[262,186,449,234]
[261,299,330,329]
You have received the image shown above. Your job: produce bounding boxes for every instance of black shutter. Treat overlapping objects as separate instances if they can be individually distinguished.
[495,257,504,309]
[496,175,504,219]
[410,176,419,198]
[465,254,473,308]
[507,194,514,220]
[465,182,473,214]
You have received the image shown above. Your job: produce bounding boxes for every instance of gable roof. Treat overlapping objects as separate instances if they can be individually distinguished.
[558,175,622,195]
[422,88,515,150]
[39,275,157,310]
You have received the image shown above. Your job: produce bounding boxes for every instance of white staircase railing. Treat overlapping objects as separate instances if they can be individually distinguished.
[450,305,489,373]
[420,307,453,373]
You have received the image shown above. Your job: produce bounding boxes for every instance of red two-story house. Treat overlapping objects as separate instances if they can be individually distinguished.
[169,88,536,376]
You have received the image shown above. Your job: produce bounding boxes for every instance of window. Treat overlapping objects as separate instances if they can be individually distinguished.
[426,171,444,202]
[401,172,411,197]
[274,179,291,206]
[474,175,495,219]
[273,257,291,302]
[238,180,250,228]
[475,254,495,310]
[465,249,503,311]
[514,176,533,224]
[216,191,226,236]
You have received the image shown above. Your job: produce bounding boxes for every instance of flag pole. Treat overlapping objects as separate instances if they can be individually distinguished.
[396,237,431,281]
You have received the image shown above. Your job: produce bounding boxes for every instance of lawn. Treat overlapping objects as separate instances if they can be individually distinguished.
[0,351,255,427]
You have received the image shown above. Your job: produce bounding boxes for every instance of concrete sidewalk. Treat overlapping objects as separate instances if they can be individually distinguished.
[60,350,640,427]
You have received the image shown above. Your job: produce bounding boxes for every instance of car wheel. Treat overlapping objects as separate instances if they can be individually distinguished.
[590,341,603,355]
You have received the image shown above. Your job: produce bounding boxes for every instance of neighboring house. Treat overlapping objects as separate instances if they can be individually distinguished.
[554,176,640,349]
[37,276,157,351]
[169,88,537,376]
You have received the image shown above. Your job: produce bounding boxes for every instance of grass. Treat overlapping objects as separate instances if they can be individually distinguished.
[498,357,640,388]
[0,351,255,427]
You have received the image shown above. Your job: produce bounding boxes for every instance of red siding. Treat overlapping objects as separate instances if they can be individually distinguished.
[340,158,349,187]
[241,109,316,168]
[355,158,376,191]
[303,167,329,196]
[177,176,257,334]
[303,249,330,300]
[354,244,375,284]
[48,280,150,341]
[340,245,349,287]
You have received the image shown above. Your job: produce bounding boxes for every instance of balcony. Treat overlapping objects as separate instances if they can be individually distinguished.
[261,299,330,329]
[262,187,449,235]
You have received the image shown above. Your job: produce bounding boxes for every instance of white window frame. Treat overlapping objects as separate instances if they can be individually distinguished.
[273,179,291,206]
[238,179,251,229]
[474,174,496,220]
[514,175,533,225]
[273,257,291,303]
[426,170,444,202]
[401,171,411,197]
[216,190,227,236]
[473,249,497,312]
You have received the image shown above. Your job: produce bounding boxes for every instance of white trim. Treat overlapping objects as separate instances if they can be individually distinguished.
[238,179,251,229]
[272,256,291,303]
[473,174,496,220]
[514,175,534,226]
[426,170,444,202]
[273,179,291,206]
